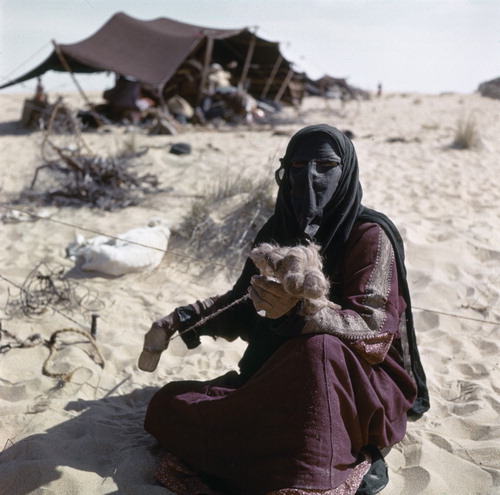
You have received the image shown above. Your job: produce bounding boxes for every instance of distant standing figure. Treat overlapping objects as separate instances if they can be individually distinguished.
[377,82,383,97]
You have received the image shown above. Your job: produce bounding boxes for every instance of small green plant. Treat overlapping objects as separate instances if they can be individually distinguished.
[451,114,482,150]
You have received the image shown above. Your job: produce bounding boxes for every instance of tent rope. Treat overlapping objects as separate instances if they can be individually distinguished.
[1,42,52,83]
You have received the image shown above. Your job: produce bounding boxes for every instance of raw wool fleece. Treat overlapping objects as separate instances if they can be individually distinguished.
[249,242,340,316]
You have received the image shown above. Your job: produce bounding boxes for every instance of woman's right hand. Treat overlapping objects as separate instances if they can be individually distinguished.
[138,312,180,372]
[249,275,300,319]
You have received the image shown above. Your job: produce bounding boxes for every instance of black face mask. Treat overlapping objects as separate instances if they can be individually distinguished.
[289,161,342,237]
[272,125,363,273]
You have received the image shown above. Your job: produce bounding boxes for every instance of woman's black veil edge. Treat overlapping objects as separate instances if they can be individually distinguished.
[358,206,430,416]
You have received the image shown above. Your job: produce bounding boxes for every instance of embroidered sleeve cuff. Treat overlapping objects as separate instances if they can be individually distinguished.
[301,306,393,363]
[348,333,394,364]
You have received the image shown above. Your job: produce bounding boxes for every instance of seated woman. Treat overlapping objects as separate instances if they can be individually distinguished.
[139,124,429,495]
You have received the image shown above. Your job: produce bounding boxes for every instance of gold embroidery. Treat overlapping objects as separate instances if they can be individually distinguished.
[303,227,395,340]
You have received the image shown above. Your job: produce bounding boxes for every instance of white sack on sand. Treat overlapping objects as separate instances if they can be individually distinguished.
[66,218,170,276]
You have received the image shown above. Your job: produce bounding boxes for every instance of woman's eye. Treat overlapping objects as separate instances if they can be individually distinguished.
[317,161,340,167]
[291,160,340,168]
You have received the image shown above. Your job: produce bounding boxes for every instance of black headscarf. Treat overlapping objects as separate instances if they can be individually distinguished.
[271,124,363,271]
[256,124,429,416]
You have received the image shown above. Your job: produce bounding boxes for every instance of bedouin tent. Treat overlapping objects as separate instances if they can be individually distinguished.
[0,12,305,106]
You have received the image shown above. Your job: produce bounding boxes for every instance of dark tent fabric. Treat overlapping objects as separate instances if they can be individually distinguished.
[0,12,303,104]
[0,13,241,88]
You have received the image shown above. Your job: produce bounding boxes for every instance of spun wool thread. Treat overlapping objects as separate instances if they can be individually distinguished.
[176,242,338,340]
[249,242,340,316]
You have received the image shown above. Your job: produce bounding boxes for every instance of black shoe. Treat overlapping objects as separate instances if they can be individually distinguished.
[355,446,389,495]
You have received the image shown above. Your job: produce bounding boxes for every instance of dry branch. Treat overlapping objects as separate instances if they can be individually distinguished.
[19,100,169,210]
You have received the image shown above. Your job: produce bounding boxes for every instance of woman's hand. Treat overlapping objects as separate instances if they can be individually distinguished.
[248,275,300,319]
[138,312,180,372]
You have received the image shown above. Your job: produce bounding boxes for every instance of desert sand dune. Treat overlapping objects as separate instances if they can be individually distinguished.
[0,91,499,494]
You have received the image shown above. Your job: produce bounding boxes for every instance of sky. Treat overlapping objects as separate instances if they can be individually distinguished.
[0,0,499,95]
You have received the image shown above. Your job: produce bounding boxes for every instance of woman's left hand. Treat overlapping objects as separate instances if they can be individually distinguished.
[249,275,300,319]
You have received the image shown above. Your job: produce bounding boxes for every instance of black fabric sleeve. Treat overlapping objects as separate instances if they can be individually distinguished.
[178,256,260,348]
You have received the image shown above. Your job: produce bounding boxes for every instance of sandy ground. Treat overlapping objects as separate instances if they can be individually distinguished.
[0,89,499,495]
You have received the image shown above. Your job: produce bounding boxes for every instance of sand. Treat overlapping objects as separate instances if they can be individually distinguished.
[0,90,499,495]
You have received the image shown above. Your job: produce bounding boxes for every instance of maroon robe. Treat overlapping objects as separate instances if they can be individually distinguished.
[144,222,418,494]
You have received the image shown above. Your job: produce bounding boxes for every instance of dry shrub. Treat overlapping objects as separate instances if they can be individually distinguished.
[451,114,482,150]
[23,148,161,210]
[18,102,162,210]
[175,172,275,270]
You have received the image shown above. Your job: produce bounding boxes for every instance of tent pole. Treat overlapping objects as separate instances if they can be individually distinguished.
[261,54,282,100]
[52,40,94,109]
[238,35,256,91]
[199,36,214,103]
[274,67,295,104]
[158,81,168,111]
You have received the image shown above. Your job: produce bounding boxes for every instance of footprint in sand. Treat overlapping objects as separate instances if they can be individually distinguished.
[472,337,499,355]
[414,310,439,329]
[470,244,500,263]
[400,466,431,494]
[441,380,487,404]
[455,362,490,379]
[452,400,482,416]
[425,431,454,451]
